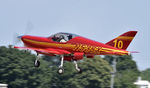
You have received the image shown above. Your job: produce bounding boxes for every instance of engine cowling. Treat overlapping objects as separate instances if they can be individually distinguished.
[73,52,84,60]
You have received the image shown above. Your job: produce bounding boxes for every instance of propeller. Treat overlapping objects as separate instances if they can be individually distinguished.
[25,21,34,35]
[13,33,21,45]
[12,21,34,46]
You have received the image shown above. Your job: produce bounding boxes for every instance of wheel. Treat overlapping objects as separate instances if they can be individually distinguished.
[57,68,64,74]
[34,60,40,67]
[77,67,82,73]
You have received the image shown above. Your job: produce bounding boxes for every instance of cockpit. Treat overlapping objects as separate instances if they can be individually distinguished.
[50,32,78,43]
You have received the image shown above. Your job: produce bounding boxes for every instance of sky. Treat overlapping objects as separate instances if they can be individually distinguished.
[0,0,150,70]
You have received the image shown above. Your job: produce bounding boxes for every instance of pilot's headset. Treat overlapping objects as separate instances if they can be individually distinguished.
[59,35,64,39]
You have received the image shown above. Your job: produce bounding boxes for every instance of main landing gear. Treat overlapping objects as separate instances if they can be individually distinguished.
[34,54,82,74]
[73,60,82,73]
[57,55,82,74]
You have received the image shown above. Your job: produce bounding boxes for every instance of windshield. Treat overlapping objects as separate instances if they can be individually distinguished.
[50,32,79,42]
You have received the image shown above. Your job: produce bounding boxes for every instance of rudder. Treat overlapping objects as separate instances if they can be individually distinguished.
[105,31,137,50]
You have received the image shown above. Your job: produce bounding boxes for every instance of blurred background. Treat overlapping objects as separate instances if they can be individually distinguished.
[0,0,150,88]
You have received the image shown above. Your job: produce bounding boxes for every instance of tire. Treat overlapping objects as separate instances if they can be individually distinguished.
[57,68,64,74]
[34,60,40,67]
[77,67,82,73]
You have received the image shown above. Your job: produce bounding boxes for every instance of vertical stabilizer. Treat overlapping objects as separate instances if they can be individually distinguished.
[105,31,137,50]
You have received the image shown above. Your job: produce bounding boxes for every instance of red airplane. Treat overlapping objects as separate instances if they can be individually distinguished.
[14,31,137,74]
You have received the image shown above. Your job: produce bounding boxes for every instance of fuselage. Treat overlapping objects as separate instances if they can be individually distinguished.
[14,31,137,74]
[21,35,129,56]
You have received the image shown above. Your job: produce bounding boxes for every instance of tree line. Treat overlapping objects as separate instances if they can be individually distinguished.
[0,46,149,88]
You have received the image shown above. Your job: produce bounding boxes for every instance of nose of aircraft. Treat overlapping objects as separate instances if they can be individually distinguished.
[13,35,24,45]
[17,35,24,39]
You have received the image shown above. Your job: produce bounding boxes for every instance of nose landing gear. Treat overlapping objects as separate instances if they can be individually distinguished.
[57,55,64,74]
[34,53,40,67]
[34,60,40,67]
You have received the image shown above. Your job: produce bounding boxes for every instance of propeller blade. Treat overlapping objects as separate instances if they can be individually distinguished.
[13,33,21,45]
[24,21,34,35]
[12,21,34,46]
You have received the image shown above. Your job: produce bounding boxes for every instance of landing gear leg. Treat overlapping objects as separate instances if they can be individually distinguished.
[73,60,82,73]
[57,55,64,74]
[34,53,40,67]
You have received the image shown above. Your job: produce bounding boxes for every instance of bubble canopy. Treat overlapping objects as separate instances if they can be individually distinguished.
[49,32,79,42]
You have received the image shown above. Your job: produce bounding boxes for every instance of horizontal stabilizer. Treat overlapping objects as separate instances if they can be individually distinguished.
[129,51,139,53]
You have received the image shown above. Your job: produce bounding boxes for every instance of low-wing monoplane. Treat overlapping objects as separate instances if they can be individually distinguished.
[14,31,137,74]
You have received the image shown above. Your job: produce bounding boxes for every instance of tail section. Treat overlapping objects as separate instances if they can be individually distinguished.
[105,31,137,50]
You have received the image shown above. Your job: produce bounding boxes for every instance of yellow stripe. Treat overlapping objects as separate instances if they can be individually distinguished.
[24,39,128,54]
[101,47,127,53]
[24,39,75,49]
[116,36,133,40]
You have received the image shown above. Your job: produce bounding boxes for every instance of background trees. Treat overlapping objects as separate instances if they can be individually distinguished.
[141,68,150,81]
[0,46,146,88]
[103,55,140,88]
[0,46,53,88]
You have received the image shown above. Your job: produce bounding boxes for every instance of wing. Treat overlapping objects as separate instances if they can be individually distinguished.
[14,46,71,55]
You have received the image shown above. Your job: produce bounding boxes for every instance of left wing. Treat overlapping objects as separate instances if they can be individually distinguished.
[14,46,71,55]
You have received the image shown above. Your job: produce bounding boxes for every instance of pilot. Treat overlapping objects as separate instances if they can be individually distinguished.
[52,35,57,41]
[59,35,67,42]
[68,35,72,40]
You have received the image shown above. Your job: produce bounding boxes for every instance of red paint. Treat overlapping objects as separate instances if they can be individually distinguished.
[14,31,137,61]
